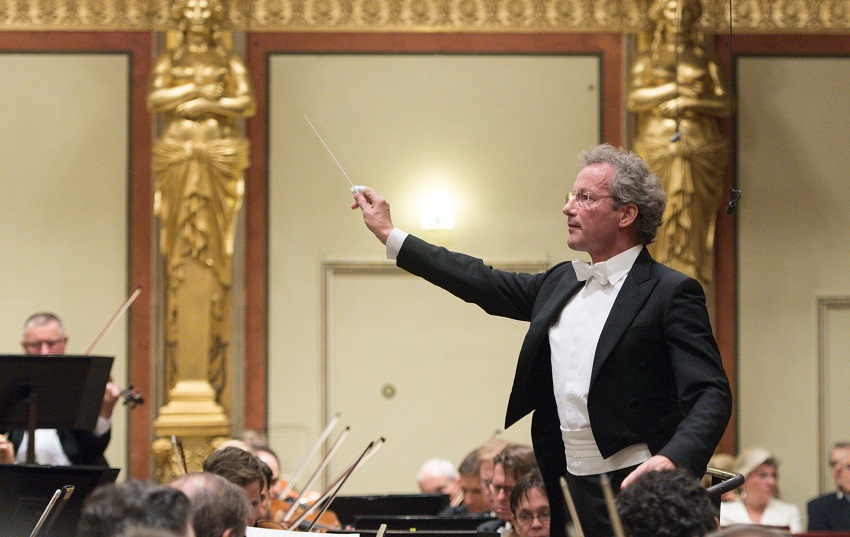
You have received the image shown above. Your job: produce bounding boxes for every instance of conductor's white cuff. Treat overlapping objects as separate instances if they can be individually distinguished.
[386,228,409,260]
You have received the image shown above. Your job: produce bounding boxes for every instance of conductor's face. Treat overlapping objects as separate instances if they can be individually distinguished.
[563,163,625,263]
[21,321,67,355]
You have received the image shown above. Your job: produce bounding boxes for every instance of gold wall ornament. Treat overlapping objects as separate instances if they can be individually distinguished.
[2,0,850,31]
[627,0,731,287]
[149,0,256,466]
[152,430,230,482]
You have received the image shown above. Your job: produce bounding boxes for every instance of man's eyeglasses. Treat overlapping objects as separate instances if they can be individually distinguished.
[22,338,66,351]
[566,191,613,209]
[489,483,514,496]
[515,511,551,526]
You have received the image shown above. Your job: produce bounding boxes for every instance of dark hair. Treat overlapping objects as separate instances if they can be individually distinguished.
[203,446,265,489]
[578,144,666,245]
[616,468,716,537]
[459,449,480,477]
[77,480,191,537]
[509,470,547,515]
[171,472,250,537]
[493,444,538,481]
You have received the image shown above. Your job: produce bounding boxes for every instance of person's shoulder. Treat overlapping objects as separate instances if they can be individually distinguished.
[808,492,840,508]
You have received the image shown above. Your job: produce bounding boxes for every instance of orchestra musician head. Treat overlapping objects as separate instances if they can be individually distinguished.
[477,437,509,512]
[77,480,194,537]
[510,470,550,537]
[21,312,68,355]
[491,444,538,522]
[171,471,250,537]
[417,457,460,497]
[458,449,489,514]
[203,446,266,527]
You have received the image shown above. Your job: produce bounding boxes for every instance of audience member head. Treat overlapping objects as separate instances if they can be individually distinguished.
[509,471,550,537]
[491,443,538,521]
[829,441,850,491]
[171,472,250,537]
[457,449,488,513]
[835,448,850,497]
[417,457,460,498]
[203,446,266,526]
[21,312,68,355]
[77,480,193,537]
[616,468,717,537]
[478,437,509,511]
[735,448,780,506]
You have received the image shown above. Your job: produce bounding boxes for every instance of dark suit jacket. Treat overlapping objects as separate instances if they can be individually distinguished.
[6,428,111,466]
[808,492,850,531]
[396,236,732,536]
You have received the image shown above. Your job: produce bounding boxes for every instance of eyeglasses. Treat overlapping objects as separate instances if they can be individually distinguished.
[489,482,514,496]
[515,511,551,526]
[566,190,613,209]
[22,338,66,351]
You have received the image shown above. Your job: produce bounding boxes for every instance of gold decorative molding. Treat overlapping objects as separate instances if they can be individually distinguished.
[1,0,849,33]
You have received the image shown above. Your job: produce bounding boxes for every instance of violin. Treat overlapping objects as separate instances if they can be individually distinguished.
[260,497,342,532]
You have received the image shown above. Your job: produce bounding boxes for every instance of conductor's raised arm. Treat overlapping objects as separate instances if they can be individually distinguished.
[351,187,395,245]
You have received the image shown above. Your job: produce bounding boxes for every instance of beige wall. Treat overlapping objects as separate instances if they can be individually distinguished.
[738,56,850,515]
[267,53,600,492]
[0,53,130,474]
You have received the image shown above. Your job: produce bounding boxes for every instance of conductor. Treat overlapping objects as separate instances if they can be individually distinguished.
[352,144,732,536]
[2,312,121,465]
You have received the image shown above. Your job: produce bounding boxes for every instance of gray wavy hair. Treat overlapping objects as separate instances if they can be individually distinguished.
[578,144,666,245]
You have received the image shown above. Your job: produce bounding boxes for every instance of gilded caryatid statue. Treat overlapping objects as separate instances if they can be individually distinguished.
[628,0,730,287]
[148,0,255,478]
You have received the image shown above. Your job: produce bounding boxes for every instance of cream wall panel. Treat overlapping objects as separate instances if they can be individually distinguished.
[819,298,850,491]
[738,57,850,516]
[0,54,130,474]
[268,54,599,489]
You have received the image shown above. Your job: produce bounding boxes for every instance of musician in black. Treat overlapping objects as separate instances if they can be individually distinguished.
[3,312,121,465]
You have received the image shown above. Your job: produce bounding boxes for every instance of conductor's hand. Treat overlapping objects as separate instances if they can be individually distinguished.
[620,454,675,489]
[351,187,395,245]
[99,381,122,420]
[0,434,14,463]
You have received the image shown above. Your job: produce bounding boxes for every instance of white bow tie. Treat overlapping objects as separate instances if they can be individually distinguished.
[572,259,609,285]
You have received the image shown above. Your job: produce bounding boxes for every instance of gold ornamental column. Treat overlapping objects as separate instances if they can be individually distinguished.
[147,0,256,482]
[626,0,731,289]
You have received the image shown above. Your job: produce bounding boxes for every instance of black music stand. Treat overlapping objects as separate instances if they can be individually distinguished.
[0,354,113,464]
[328,494,451,527]
[0,463,120,537]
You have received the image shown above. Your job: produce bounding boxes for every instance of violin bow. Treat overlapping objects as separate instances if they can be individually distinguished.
[171,435,188,475]
[559,476,585,537]
[85,285,146,408]
[290,438,384,532]
[599,473,626,537]
[278,425,350,523]
[29,485,74,537]
[85,285,142,355]
[278,414,340,502]
[304,437,385,532]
